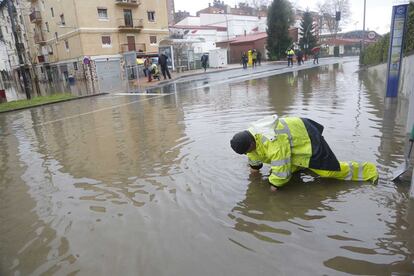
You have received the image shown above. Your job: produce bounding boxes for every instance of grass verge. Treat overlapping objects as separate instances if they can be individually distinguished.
[0,93,75,113]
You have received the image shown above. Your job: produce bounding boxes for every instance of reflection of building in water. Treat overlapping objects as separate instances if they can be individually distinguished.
[30,96,184,183]
[0,115,66,274]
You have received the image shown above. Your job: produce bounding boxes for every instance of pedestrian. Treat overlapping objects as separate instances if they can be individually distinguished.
[158,52,171,80]
[252,49,257,68]
[143,57,150,77]
[257,50,262,66]
[296,49,303,65]
[230,115,378,191]
[286,47,295,67]
[201,53,209,72]
[313,50,319,64]
[147,59,153,82]
[241,52,248,69]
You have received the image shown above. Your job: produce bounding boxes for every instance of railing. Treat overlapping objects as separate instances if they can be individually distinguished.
[115,0,141,6]
[29,10,42,23]
[117,18,143,30]
[34,32,46,44]
[119,43,146,53]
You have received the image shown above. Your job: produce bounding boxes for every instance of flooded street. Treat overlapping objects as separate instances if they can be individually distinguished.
[1,59,413,275]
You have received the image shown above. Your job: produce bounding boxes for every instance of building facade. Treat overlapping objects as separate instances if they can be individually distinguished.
[26,0,169,93]
[0,0,33,101]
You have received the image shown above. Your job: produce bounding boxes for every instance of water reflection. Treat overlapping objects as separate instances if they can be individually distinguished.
[1,60,414,275]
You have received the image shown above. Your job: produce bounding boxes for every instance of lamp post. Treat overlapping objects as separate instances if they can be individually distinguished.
[362,0,366,52]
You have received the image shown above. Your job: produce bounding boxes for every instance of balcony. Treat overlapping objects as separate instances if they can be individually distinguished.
[29,10,42,23]
[119,43,146,53]
[117,18,143,32]
[115,0,141,7]
[34,32,46,45]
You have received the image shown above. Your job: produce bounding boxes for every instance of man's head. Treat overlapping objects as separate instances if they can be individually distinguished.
[230,131,255,154]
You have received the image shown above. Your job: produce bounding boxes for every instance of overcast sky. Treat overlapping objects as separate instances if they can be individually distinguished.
[174,0,410,35]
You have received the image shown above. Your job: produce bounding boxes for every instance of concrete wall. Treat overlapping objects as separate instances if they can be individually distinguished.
[367,54,414,134]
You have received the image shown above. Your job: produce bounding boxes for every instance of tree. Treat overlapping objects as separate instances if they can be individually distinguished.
[317,0,351,36]
[266,0,294,60]
[299,11,317,55]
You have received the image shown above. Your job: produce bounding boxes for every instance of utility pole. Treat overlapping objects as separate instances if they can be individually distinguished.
[7,0,31,99]
[362,0,366,52]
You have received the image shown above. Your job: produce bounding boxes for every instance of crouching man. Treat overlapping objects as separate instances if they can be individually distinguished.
[230,115,378,191]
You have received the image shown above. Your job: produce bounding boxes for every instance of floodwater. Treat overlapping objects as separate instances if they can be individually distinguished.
[1,60,414,275]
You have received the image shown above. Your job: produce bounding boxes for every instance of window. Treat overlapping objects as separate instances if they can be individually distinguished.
[147,11,155,22]
[73,62,78,70]
[60,14,65,25]
[51,7,54,17]
[45,22,49,32]
[97,8,108,19]
[54,32,58,40]
[64,40,69,51]
[101,35,111,47]
[149,35,157,44]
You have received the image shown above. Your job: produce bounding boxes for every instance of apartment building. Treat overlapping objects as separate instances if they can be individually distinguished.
[0,0,33,100]
[26,0,169,93]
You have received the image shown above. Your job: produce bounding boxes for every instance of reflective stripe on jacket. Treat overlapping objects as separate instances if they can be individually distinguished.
[310,161,379,183]
[247,117,312,187]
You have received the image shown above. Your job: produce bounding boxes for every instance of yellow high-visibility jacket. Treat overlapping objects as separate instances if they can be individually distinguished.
[247,116,378,187]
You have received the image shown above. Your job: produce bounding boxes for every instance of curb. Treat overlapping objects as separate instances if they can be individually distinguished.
[0,92,108,114]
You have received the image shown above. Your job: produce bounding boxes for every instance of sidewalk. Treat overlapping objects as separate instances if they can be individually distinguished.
[136,61,286,89]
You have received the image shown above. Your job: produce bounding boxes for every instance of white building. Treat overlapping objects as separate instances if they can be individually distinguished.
[173,13,267,53]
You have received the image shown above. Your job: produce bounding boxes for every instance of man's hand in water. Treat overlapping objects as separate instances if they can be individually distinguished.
[270,185,278,192]
[250,168,261,174]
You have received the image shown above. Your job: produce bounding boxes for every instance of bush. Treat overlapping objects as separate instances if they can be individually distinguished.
[360,2,414,66]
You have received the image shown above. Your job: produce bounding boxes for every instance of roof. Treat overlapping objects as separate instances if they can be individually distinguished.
[323,38,378,46]
[219,32,267,44]
[172,25,227,31]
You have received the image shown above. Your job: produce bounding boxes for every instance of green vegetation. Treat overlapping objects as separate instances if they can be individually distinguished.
[266,0,294,60]
[0,93,75,113]
[299,11,317,55]
[360,2,414,66]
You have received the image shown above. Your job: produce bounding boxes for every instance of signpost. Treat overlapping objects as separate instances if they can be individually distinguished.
[123,51,139,93]
[385,4,409,98]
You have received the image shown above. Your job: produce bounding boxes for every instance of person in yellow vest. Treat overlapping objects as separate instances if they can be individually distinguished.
[230,115,378,191]
[286,48,295,67]
[247,49,253,67]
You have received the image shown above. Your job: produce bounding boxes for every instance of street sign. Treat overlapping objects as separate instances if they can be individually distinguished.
[386,4,409,98]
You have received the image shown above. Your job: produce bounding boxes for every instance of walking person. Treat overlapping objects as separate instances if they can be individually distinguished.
[297,49,303,65]
[313,49,319,64]
[230,115,378,191]
[143,57,151,77]
[201,53,209,72]
[257,50,262,66]
[286,47,295,67]
[241,52,248,69]
[158,52,171,80]
[252,49,257,68]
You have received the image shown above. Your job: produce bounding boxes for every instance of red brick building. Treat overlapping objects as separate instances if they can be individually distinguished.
[216,32,267,63]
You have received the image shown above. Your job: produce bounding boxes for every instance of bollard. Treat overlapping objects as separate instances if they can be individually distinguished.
[0,89,7,103]
[410,167,414,198]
